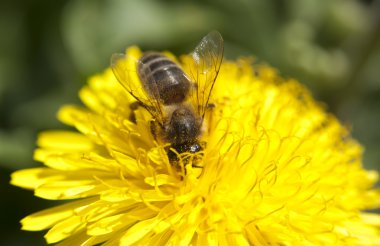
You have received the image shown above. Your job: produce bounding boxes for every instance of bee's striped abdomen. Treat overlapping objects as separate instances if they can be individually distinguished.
[138,52,191,105]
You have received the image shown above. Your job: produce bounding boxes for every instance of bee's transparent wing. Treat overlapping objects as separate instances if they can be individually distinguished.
[111,53,165,126]
[186,31,224,121]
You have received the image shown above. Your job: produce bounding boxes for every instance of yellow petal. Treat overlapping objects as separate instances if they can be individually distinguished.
[10,168,51,189]
[21,197,97,231]
[45,215,85,243]
[37,131,94,151]
[119,217,158,245]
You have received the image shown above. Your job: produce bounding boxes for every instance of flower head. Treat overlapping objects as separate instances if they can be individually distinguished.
[11,46,380,245]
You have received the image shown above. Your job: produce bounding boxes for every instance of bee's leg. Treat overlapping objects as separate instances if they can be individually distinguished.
[128,101,141,123]
[206,103,215,109]
[167,146,179,163]
[166,145,185,178]
[191,80,215,109]
[204,103,216,135]
[149,119,160,141]
[197,103,215,115]
[129,101,157,123]
[191,82,198,90]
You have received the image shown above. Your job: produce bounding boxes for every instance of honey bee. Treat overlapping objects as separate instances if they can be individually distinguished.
[111,31,224,165]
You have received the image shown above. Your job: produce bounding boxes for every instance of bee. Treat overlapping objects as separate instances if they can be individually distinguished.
[111,31,224,165]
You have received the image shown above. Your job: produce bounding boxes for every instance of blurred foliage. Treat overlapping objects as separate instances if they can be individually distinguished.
[0,0,379,245]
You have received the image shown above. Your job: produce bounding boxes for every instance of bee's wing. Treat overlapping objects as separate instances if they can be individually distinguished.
[187,31,224,121]
[111,53,165,126]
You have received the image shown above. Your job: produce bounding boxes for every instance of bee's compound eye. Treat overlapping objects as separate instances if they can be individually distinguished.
[189,143,202,153]
[167,142,203,162]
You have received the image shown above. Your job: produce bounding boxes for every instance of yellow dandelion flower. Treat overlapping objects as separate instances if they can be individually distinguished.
[11,40,380,245]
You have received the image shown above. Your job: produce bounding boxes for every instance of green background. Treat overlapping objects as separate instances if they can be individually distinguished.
[1,0,379,245]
